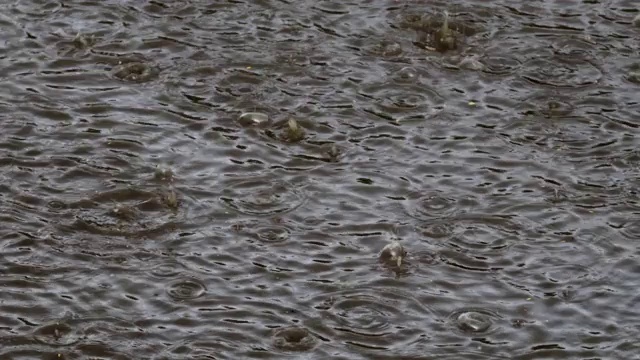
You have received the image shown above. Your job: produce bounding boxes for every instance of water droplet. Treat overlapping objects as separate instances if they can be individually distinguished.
[392,66,418,83]
[448,308,500,334]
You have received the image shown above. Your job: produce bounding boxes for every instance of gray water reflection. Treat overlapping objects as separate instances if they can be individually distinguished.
[0,0,639,358]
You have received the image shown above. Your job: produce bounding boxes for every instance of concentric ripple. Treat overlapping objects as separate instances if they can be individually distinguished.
[306,287,432,349]
[254,225,291,244]
[441,219,518,270]
[405,191,468,221]
[517,92,575,117]
[358,81,444,121]
[150,261,186,278]
[481,55,522,76]
[521,55,602,88]
[166,278,207,300]
[618,219,640,240]
[542,264,599,286]
[219,178,307,217]
[331,295,394,335]
[512,262,607,300]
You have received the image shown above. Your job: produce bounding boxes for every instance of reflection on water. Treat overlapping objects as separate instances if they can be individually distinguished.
[0,0,639,358]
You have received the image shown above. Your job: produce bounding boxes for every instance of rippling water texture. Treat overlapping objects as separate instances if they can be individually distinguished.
[1,0,640,358]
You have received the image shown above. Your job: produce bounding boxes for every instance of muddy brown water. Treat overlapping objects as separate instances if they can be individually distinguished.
[1,0,639,359]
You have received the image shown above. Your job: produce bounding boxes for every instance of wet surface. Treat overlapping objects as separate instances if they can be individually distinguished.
[1,0,639,358]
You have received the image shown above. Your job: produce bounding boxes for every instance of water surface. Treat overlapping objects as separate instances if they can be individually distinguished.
[1,0,639,359]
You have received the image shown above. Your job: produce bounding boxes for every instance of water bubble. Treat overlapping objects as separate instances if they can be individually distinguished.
[273,326,317,351]
[448,308,499,334]
[457,312,491,332]
[392,66,419,83]
[237,112,269,127]
[166,278,206,300]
